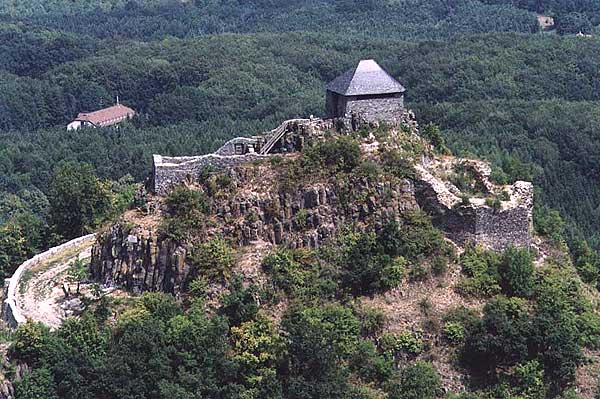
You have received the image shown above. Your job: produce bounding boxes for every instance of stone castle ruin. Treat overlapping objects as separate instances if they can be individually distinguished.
[151,59,533,251]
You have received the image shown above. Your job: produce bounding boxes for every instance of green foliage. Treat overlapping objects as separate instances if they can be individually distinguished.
[379,148,416,179]
[534,205,565,244]
[302,136,361,175]
[421,123,450,155]
[379,331,424,358]
[262,248,337,301]
[443,322,466,345]
[218,275,259,326]
[336,230,406,296]
[499,246,535,298]
[379,212,448,260]
[386,361,441,399]
[463,296,531,376]
[161,186,207,241]
[571,240,600,285]
[188,238,234,282]
[357,306,386,338]
[48,161,112,239]
[11,321,51,365]
[14,368,58,399]
[457,245,502,297]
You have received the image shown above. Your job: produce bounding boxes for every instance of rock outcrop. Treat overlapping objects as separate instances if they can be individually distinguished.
[91,166,418,293]
[93,118,534,295]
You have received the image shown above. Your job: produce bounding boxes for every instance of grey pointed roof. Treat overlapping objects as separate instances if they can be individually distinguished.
[326,59,406,96]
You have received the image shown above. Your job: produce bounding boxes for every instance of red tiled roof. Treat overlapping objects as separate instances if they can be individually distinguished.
[75,104,135,127]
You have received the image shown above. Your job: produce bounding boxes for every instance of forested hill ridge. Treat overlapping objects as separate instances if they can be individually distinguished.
[2,1,600,396]
[7,120,600,399]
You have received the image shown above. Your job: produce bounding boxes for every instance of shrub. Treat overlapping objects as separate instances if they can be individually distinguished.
[443,306,479,332]
[431,256,448,276]
[302,136,361,175]
[188,238,234,282]
[379,212,448,260]
[409,262,429,281]
[218,275,259,326]
[161,186,207,241]
[337,231,405,296]
[357,307,386,338]
[509,360,547,399]
[442,322,466,345]
[379,148,416,179]
[484,196,502,211]
[356,161,382,180]
[11,321,50,365]
[457,245,501,298]
[577,311,600,349]
[534,205,565,244]
[262,249,336,301]
[379,331,424,358]
[293,209,309,230]
[386,361,441,399]
[421,123,449,155]
[499,246,534,298]
[463,296,530,374]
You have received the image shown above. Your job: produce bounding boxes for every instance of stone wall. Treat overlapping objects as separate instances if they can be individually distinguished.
[2,234,96,329]
[415,165,534,251]
[326,91,405,124]
[152,153,270,196]
[345,95,405,124]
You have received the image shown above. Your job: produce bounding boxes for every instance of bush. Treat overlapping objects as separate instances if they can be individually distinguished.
[463,296,530,375]
[218,275,259,326]
[534,205,565,244]
[336,231,405,296]
[442,322,466,345]
[386,361,441,399]
[499,246,535,298]
[188,238,234,282]
[577,311,600,349]
[379,148,416,179]
[457,245,501,298]
[421,123,449,155]
[161,186,207,241]
[379,331,423,358]
[302,136,361,175]
[357,307,386,338]
[262,248,336,301]
[379,212,448,260]
[431,256,448,276]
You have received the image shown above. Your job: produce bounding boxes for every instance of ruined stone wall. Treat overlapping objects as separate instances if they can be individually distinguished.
[415,166,534,251]
[345,95,405,123]
[153,153,270,196]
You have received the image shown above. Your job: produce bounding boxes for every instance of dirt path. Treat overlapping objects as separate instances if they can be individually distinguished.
[16,238,94,330]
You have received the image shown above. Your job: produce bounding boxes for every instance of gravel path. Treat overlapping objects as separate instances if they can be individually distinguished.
[16,239,94,330]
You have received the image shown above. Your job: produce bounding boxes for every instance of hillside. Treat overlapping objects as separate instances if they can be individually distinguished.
[3,118,600,398]
[2,1,600,398]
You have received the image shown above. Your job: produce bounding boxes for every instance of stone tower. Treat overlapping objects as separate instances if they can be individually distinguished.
[326,59,406,124]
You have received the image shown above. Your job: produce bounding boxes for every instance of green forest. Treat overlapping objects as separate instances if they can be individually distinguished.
[2,0,600,398]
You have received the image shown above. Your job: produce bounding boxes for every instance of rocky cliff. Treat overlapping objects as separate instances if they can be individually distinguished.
[91,122,534,295]
[91,163,418,293]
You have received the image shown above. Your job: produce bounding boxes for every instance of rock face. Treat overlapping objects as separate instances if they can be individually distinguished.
[91,228,189,293]
[91,167,419,294]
